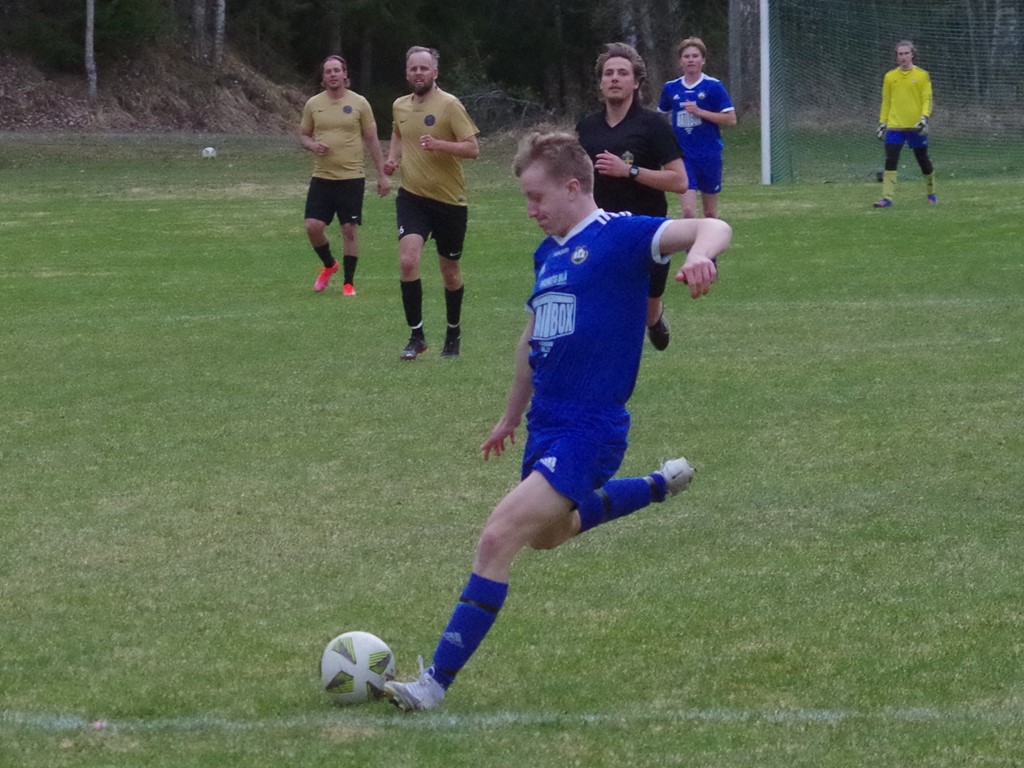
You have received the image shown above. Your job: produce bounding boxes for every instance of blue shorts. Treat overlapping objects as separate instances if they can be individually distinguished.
[884,129,929,150]
[521,401,630,508]
[683,154,723,195]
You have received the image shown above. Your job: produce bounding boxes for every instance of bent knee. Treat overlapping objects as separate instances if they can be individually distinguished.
[475,525,520,569]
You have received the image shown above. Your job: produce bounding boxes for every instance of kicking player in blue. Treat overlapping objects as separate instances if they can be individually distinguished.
[384,132,732,711]
[658,37,736,219]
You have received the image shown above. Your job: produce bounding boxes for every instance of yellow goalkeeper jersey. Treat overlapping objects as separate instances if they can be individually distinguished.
[879,65,932,129]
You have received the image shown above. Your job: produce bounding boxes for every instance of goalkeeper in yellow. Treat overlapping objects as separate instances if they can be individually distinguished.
[874,40,936,208]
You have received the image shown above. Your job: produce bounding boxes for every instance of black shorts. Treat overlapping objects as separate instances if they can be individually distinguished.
[395,188,468,260]
[305,177,365,225]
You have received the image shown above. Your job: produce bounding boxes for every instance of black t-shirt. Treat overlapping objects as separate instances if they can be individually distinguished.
[576,102,683,217]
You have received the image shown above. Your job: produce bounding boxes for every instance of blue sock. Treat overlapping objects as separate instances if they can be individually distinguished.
[577,476,661,533]
[430,573,508,689]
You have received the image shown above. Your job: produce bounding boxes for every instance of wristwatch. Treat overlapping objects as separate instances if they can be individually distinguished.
[628,164,640,179]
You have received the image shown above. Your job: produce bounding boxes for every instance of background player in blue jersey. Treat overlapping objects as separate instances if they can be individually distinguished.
[383,131,732,711]
[577,42,687,351]
[658,37,736,220]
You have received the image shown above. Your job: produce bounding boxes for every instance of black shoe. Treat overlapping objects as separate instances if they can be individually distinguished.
[400,335,428,361]
[441,330,461,359]
[647,313,670,351]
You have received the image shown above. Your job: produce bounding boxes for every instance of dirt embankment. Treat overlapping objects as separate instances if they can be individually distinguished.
[0,50,307,133]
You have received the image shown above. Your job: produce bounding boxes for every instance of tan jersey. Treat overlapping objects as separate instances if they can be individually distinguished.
[300,89,377,180]
[392,88,479,206]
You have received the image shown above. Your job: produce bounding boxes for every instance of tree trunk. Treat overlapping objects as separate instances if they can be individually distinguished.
[213,0,225,69]
[326,1,342,55]
[728,0,742,109]
[85,0,98,107]
[193,0,207,60]
[359,37,373,93]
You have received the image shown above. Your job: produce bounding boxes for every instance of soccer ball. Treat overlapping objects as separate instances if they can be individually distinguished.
[320,631,395,705]
[201,146,217,159]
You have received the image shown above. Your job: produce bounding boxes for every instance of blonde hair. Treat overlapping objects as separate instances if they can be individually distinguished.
[896,39,917,61]
[676,37,707,59]
[512,132,594,195]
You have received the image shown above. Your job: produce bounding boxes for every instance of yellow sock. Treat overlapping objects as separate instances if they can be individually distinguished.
[882,170,897,200]
[925,172,935,195]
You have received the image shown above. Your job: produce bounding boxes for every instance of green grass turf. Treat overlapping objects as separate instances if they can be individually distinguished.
[1,132,1023,767]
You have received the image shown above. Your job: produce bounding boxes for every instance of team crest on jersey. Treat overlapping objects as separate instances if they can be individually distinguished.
[425,115,436,126]
[621,150,635,165]
[571,246,589,265]
[343,105,353,113]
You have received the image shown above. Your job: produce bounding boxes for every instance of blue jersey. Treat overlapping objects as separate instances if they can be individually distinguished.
[659,74,735,160]
[527,210,670,414]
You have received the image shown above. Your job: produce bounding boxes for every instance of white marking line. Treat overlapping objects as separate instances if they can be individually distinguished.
[3,706,1022,733]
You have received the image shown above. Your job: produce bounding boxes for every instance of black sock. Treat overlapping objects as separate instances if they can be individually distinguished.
[445,285,464,328]
[314,243,335,268]
[648,262,670,323]
[342,255,357,285]
[401,279,423,330]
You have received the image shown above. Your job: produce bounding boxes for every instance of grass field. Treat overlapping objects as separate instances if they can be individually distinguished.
[1,131,1023,767]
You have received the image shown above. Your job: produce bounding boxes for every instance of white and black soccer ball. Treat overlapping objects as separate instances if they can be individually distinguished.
[201,146,217,159]
[320,631,395,705]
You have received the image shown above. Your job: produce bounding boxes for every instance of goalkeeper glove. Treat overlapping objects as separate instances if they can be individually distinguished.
[915,116,929,134]
[876,122,887,140]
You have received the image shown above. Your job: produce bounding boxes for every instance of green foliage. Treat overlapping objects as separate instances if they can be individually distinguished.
[2,1,734,113]
[2,0,172,70]
[4,0,82,70]
[94,0,175,61]
[1,134,1023,766]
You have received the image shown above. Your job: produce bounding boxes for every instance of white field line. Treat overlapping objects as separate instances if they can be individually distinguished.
[3,705,1022,733]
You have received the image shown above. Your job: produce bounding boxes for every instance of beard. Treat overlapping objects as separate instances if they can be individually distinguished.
[411,77,435,96]
[602,90,632,108]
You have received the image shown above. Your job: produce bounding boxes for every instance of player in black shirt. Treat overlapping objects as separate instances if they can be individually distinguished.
[576,42,687,350]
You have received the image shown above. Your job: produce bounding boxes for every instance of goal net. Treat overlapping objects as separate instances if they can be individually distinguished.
[764,0,1024,183]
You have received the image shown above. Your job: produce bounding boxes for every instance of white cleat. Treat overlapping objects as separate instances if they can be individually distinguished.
[383,658,446,711]
[657,457,695,496]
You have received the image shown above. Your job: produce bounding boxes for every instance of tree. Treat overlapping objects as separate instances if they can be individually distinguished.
[193,0,207,60]
[727,0,759,111]
[213,0,226,68]
[85,0,97,106]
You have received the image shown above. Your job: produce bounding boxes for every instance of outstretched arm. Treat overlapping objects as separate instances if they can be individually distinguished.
[658,218,733,298]
[481,316,534,460]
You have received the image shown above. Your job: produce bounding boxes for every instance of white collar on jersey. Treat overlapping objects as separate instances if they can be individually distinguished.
[681,73,708,89]
[552,208,606,246]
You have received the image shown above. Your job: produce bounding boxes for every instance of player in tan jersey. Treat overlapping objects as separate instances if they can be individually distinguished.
[300,55,390,294]
[384,46,480,360]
